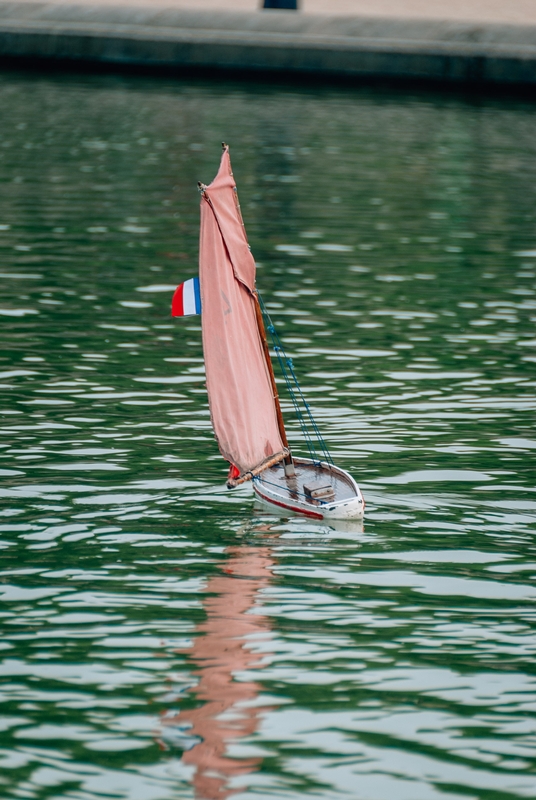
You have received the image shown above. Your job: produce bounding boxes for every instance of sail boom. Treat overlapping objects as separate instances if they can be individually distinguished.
[226,448,290,489]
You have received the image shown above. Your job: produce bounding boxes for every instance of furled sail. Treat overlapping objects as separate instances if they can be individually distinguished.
[199,146,286,476]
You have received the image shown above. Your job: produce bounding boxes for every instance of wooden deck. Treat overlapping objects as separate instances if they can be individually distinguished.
[256,458,356,508]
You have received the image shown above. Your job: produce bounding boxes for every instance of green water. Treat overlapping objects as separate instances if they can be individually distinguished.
[0,71,535,800]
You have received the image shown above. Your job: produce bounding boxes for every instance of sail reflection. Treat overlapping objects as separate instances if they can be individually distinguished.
[160,544,275,800]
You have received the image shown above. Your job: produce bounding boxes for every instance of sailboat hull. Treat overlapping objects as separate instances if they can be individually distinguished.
[253,457,364,520]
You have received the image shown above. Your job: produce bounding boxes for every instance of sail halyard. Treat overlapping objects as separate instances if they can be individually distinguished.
[198,145,292,483]
[252,291,296,478]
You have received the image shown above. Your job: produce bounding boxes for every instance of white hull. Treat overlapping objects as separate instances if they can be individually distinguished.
[253,457,364,520]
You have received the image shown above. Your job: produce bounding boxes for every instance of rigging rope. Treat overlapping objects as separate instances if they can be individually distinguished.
[258,292,333,466]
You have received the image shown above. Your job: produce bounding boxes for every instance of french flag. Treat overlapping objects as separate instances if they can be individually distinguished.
[171,276,201,317]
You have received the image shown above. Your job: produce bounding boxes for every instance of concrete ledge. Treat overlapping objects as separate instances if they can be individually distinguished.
[0,3,535,84]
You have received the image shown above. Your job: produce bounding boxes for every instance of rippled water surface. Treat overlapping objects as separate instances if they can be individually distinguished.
[1,71,536,800]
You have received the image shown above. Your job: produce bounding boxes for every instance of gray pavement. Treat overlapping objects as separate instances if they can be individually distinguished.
[1,1,535,86]
[9,1,536,27]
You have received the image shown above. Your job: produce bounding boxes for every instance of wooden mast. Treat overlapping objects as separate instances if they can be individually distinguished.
[224,142,295,478]
[253,293,295,477]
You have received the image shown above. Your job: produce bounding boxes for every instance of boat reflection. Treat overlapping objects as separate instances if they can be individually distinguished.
[156,516,364,798]
[158,543,275,800]
[250,504,366,538]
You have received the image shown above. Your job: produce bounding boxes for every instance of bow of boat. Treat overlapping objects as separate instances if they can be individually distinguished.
[253,457,364,520]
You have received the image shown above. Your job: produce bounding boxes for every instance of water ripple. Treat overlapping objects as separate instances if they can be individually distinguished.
[0,73,535,800]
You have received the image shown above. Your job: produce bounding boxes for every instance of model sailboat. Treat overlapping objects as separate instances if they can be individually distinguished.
[172,145,364,520]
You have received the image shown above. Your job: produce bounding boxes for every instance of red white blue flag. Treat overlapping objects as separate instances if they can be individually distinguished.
[171,276,201,317]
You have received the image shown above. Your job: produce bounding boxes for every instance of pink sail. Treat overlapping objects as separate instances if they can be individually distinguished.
[199,147,285,475]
